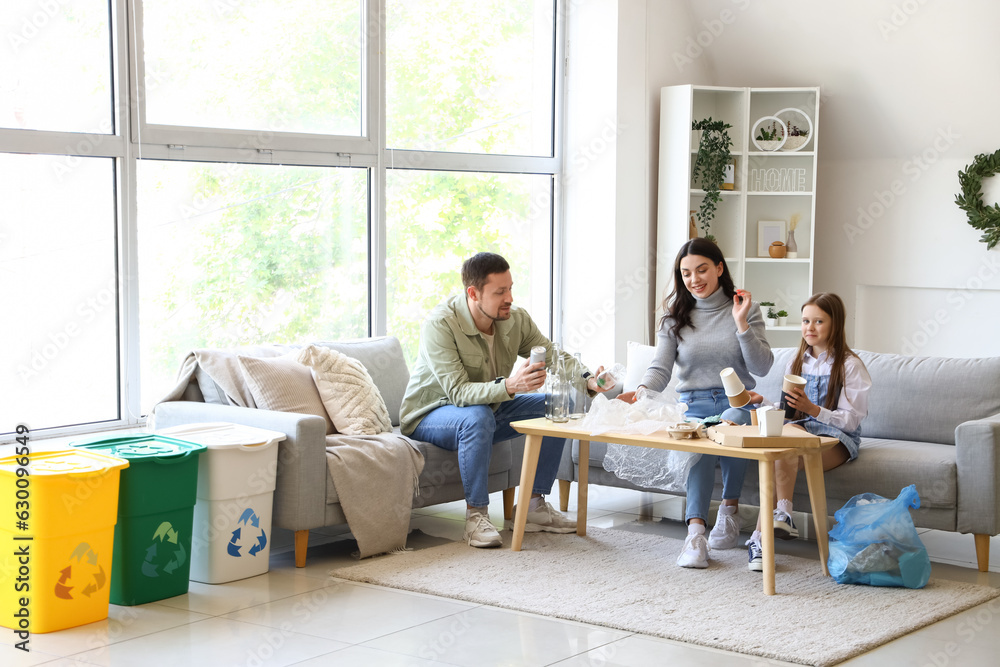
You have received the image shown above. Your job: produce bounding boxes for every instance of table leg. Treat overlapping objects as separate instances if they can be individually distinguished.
[802,450,830,576]
[758,459,776,596]
[577,439,589,536]
[511,433,542,551]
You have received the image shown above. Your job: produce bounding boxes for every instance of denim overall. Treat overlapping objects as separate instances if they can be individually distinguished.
[791,373,862,460]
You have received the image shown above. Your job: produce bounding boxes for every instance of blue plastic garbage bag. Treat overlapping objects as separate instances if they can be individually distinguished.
[827,484,931,588]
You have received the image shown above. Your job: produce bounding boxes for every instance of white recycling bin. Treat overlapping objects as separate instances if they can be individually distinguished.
[156,422,285,584]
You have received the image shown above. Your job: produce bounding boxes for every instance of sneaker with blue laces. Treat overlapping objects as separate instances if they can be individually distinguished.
[773,509,799,540]
[747,538,763,572]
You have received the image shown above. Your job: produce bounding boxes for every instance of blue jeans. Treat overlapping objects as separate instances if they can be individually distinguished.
[411,394,564,508]
[679,388,754,523]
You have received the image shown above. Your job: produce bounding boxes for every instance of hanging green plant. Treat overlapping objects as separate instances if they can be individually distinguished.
[691,117,733,242]
[955,149,1000,250]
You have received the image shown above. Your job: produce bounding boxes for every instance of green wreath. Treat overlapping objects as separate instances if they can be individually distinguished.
[955,149,1000,250]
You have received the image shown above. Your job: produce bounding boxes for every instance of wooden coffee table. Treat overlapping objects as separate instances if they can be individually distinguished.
[510,417,840,595]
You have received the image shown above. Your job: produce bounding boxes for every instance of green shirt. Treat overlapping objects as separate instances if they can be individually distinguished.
[399,293,589,435]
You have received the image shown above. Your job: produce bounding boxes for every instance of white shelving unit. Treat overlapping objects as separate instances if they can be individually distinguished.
[656,85,820,346]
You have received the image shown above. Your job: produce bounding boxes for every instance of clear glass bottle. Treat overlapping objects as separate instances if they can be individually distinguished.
[569,352,587,419]
[545,343,569,422]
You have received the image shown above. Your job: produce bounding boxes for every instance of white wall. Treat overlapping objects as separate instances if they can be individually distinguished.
[574,0,1000,358]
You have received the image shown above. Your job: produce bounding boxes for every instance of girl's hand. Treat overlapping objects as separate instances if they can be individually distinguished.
[617,391,637,403]
[785,387,819,418]
[732,289,752,333]
[748,390,764,405]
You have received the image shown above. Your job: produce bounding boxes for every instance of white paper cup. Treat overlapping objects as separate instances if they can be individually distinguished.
[720,367,744,396]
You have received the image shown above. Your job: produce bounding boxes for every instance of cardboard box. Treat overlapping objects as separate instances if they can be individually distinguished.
[706,424,822,449]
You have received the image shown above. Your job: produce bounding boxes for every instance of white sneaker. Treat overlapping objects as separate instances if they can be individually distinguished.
[520,501,577,533]
[464,511,502,548]
[677,526,709,568]
[708,505,741,550]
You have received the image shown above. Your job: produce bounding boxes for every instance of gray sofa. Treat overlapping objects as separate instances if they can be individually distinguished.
[557,347,1000,571]
[152,336,526,567]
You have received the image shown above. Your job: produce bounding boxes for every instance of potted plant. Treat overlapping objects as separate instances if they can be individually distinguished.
[766,308,778,328]
[691,117,733,244]
[759,301,775,321]
[755,121,784,151]
[776,310,788,326]
[783,125,809,151]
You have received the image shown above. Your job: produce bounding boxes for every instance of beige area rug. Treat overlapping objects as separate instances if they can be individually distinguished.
[331,527,1000,666]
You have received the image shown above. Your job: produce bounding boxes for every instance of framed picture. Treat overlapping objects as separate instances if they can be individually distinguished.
[757,220,787,257]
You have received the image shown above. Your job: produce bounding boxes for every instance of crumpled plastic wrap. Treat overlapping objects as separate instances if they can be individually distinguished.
[582,390,702,494]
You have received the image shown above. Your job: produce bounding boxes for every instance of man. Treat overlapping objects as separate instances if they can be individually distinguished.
[400,252,609,548]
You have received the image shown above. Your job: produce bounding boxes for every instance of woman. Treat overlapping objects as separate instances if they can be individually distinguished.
[619,238,773,568]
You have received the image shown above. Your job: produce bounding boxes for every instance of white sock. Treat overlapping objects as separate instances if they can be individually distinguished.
[718,503,737,516]
[467,507,487,518]
[776,499,793,516]
[750,529,762,545]
[529,496,545,511]
[688,522,706,536]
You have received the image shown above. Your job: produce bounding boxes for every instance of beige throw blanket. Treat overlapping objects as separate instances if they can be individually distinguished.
[326,432,424,558]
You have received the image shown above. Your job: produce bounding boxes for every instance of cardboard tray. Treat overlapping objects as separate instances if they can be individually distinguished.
[706,424,821,448]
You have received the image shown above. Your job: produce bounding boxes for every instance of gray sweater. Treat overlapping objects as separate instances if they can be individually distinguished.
[639,287,773,393]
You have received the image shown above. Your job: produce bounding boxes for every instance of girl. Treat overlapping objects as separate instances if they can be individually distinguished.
[745,292,872,571]
[619,238,773,569]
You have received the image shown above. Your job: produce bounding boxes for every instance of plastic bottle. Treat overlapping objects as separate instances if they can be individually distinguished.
[596,363,626,391]
[569,352,588,419]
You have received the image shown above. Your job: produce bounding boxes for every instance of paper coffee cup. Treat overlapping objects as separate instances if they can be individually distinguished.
[727,388,751,408]
[720,367,744,396]
[779,374,807,418]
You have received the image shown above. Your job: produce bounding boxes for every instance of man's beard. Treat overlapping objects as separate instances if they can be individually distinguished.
[478,303,511,322]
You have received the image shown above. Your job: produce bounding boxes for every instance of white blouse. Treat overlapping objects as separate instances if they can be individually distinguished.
[786,348,872,433]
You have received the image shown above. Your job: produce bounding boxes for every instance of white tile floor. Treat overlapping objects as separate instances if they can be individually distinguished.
[4,486,999,667]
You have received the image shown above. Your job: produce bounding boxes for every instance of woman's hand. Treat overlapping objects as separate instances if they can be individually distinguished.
[785,387,819,418]
[588,366,611,393]
[748,390,764,405]
[732,289,752,333]
[616,390,637,403]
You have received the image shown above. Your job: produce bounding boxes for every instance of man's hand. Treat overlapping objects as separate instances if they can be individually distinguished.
[505,361,546,396]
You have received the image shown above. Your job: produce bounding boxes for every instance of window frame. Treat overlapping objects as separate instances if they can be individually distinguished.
[0,0,566,442]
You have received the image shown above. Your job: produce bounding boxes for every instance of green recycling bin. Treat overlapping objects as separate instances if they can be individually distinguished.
[72,435,206,606]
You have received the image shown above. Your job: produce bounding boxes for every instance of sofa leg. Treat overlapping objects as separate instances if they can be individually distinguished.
[295,530,309,568]
[502,488,515,521]
[974,533,990,572]
[558,479,571,512]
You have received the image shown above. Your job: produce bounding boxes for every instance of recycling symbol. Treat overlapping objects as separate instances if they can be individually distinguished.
[142,521,187,577]
[227,508,267,558]
[54,542,106,599]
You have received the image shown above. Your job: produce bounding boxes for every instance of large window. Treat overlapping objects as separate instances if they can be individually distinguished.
[1,0,562,439]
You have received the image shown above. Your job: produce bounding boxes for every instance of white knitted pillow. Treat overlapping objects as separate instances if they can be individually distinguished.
[296,345,392,435]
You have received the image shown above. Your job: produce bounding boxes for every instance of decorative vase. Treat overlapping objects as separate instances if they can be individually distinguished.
[768,241,787,259]
[689,210,698,240]
[786,229,798,258]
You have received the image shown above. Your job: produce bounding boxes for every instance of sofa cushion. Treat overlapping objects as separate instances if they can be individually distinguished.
[298,345,392,436]
[755,349,1000,446]
[314,337,411,427]
[855,352,1000,445]
[193,344,297,407]
[236,354,335,434]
